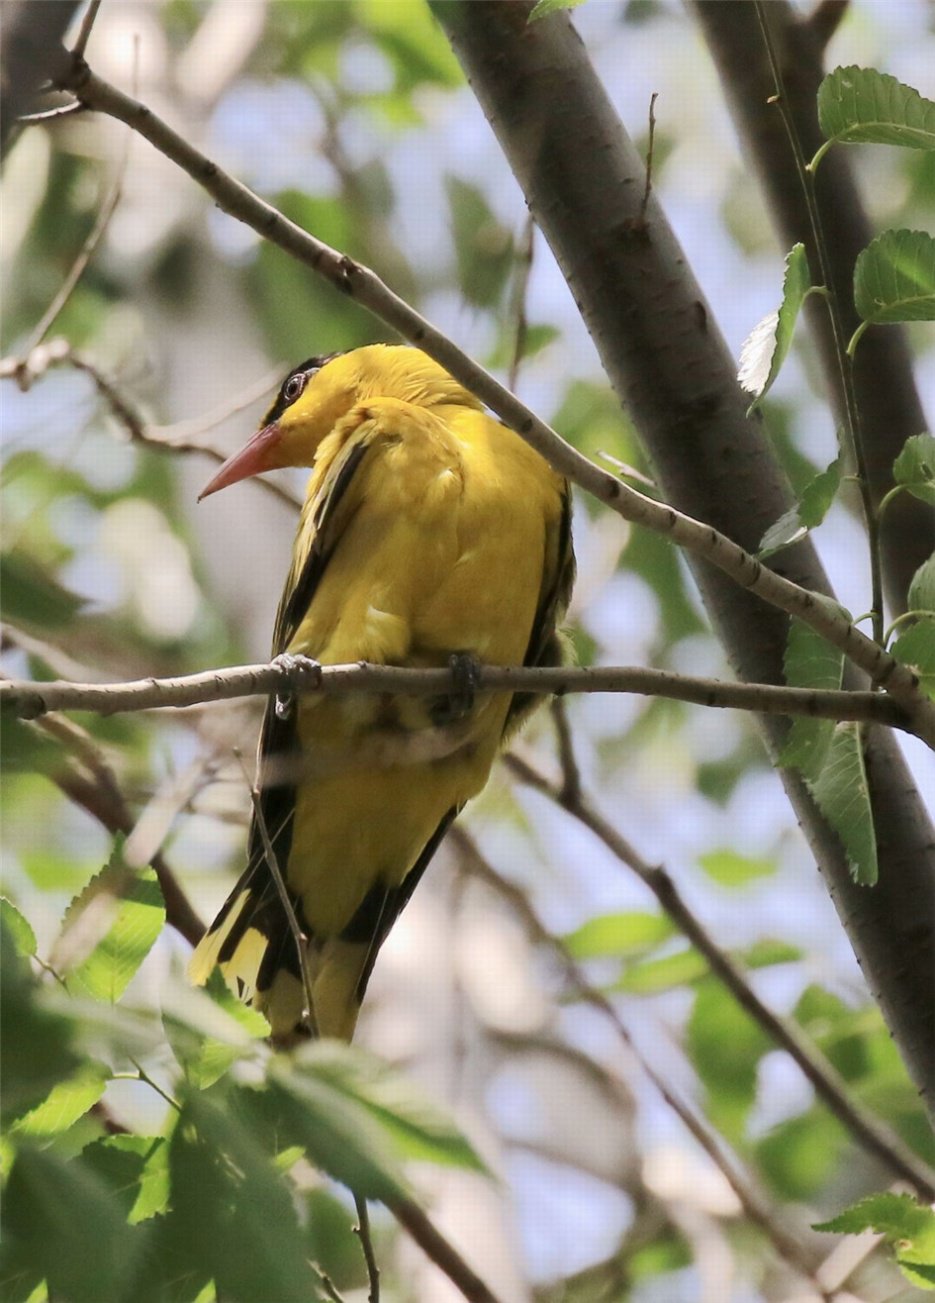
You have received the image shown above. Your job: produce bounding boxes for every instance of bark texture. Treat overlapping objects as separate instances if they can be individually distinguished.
[434,0,935,1108]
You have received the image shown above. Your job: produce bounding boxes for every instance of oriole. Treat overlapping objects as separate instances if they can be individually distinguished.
[189,345,574,1041]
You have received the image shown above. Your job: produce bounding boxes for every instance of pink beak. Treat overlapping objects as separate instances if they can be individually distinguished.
[198,422,283,501]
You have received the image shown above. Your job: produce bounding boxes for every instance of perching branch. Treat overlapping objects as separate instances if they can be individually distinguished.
[503,752,935,1202]
[41,55,935,745]
[0,658,913,731]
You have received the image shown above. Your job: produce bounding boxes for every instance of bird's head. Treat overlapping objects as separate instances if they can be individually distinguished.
[198,345,480,500]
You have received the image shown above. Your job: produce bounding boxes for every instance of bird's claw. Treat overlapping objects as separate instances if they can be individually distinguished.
[431,651,481,725]
[273,653,321,720]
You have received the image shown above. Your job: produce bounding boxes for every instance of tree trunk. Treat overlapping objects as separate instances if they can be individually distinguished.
[434,0,935,1112]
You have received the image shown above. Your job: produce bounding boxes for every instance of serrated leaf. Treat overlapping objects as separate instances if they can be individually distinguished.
[1,898,37,958]
[563,910,675,958]
[892,622,935,699]
[893,432,935,506]
[908,552,935,615]
[303,1041,486,1173]
[1,929,80,1124]
[168,1090,323,1303]
[12,1064,109,1139]
[528,0,586,19]
[58,841,165,1003]
[758,459,840,557]
[817,67,935,157]
[698,849,775,886]
[2,1146,146,1303]
[87,1135,170,1224]
[816,1191,935,1288]
[739,243,811,405]
[779,617,844,779]
[854,229,935,324]
[807,722,878,885]
[758,506,808,558]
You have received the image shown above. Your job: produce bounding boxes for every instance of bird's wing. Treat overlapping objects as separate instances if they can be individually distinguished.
[504,480,576,736]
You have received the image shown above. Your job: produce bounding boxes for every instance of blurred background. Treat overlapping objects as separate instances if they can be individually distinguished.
[2,1,934,1299]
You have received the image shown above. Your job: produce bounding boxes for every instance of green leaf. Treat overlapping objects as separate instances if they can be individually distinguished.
[892,621,935,698]
[817,67,935,158]
[698,849,775,886]
[893,432,935,506]
[528,0,586,19]
[758,459,841,557]
[59,843,165,1003]
[816,1192,935,1290]
[297,1041,486,1174]
[854,229,935,324]
[267,1042,485,1200]
[613,946,707,993]
[166,1089,323,1303]
[445,175,514,308]
[738,243,812,406]
[779,616,844,780]
[1,927,79,1124]
[758,1108,847,1199]
[2,1145,147,1303]
[0,898,37,958]
[908,551,935,615]
[563,910,675,958]
[179,972,270,1090]
[687,979,770,1141]
[12,1063,109,1139]
[83,1135,171,1224]
[0,553,85,629]
[744,939,802,969]
[808,722,878,885]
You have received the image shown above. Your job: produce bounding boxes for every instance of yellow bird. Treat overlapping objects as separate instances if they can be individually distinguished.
[189,345,574,1041]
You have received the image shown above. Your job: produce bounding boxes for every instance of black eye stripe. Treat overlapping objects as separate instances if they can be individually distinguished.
[261,352,341,426]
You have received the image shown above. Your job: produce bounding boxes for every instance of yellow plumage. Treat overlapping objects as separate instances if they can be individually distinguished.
[189,345,574,1040]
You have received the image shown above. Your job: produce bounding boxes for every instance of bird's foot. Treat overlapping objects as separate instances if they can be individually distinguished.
[272,653,321,720]
[432,651,481,725]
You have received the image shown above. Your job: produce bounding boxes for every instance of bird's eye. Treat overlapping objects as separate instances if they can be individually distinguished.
[283,373,307,404]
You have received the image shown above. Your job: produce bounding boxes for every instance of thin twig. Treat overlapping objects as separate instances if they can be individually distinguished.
[49,57,935,743]
[754,2,884,646]
[503,752,935,1201]
[0,340,302,510]
[353,1193,380,1303]
[387,1197,503,1303]
[0,659,913,730]
[243,759,319,1038]
[73,0,103,60]
[21,110,129,357]
[640,91,659,222]
[450,828,829,1292]
[550,697,581,805]
[507,214,535,392]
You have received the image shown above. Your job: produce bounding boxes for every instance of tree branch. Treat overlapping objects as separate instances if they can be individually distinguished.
[0,659,913,730]
[502,754,935,1202]
[431,0,935,1117]
[388,1197,503,1303]
[450,828,829,1290]
[42,54,935,743]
